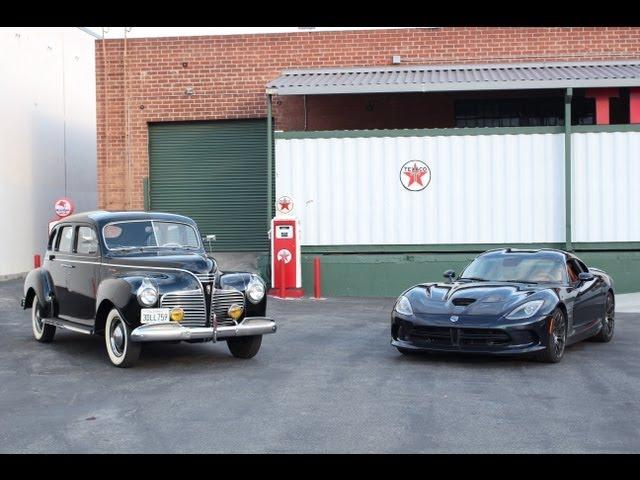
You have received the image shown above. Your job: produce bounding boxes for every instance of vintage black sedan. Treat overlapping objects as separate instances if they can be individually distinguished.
[391,248,615,363]
[21,211,276,367]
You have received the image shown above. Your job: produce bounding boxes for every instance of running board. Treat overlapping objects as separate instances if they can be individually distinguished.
[43,317,93,335]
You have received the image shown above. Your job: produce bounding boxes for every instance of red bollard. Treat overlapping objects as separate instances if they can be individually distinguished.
[34,254,41,268]
[279,258,286,298]
[313,257,321,299]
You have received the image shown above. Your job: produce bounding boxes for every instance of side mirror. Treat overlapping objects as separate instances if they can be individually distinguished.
[578,272,594,282]
[203,234,216,251]
[443,270,456,283]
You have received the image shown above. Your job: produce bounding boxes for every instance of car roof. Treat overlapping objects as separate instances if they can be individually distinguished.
[53,211,198,228]
[480,247,577,261]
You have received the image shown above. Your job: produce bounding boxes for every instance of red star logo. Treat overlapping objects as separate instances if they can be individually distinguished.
[278,198,292,212]
[403,163,427,187]
[278,250,291,263]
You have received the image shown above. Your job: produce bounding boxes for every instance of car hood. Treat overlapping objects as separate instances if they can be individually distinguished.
[105,251,215,274]
[404,281,550,317]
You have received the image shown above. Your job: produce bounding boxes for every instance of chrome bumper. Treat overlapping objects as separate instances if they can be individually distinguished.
[130,317,277,343]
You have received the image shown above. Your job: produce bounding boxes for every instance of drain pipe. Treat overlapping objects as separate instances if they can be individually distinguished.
[564,87,573,252]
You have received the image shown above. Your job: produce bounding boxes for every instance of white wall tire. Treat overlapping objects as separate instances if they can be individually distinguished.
[32,295,55,343]
[104,308,141,368]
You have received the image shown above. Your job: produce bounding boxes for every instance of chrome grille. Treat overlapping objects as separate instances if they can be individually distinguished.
[211,289,245,326]
[196,272,216,283]
[160,290,207,328]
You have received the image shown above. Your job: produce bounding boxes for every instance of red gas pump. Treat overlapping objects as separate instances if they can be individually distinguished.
[269,216,304,298]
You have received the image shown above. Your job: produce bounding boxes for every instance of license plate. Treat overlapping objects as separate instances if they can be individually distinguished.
[141,308,170,324]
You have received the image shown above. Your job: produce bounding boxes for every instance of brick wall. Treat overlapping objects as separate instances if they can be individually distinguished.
[96,27,640,210]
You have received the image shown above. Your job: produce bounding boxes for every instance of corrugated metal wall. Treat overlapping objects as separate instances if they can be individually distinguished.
[276,133,566,246]
[573,131,640,242]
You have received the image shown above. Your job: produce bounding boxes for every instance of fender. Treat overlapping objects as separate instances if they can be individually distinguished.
[23,268,56,317]
[96,270,201,327]
[218,272,267,317]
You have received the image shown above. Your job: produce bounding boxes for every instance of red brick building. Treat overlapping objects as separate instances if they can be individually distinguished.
[95,27,640,295]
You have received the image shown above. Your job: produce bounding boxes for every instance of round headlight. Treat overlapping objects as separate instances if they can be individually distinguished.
[247,277,266,304]
[138,286,158,307]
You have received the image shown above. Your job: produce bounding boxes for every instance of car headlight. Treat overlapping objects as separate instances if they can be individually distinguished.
[394,295,413,316]
[137,279,159,307]
[505,300,544,320]
[246,276,266,304]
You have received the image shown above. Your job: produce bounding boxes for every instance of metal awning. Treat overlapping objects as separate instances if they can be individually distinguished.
[266,60,640,95]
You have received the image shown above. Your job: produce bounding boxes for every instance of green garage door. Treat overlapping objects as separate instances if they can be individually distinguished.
[149,120,268,251]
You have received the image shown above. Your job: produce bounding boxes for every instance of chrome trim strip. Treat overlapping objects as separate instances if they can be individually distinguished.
[41,258,204,287]
[44,318,93,335]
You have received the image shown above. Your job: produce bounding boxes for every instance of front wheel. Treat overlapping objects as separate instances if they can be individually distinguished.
[536,308,567,363]
[32,296,55,343]
[104,309,141,368]
[591,291,615,343]
[227,335,262,359]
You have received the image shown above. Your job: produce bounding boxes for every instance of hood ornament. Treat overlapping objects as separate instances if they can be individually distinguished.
[449,315,459,323]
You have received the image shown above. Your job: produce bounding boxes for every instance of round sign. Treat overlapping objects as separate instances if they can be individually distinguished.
[54,198,74,218]
[277,195,294,214]
[277,249,292,264]
[400,160,431,192]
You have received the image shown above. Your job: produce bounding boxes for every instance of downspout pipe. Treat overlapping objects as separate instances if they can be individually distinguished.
[266,93,274,226]
[564,87,573,252]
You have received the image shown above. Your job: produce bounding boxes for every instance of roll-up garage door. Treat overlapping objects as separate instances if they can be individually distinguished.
[149,119,268,251]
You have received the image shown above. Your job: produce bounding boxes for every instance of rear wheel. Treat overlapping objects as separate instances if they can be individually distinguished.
[227,335,262,359]
[591,291,615,343]
[537,308,567,363]
[104,309,141,368]
[32,296,55,343]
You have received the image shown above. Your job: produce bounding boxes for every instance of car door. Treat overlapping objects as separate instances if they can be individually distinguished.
[65,225,101,325]
[568,258,601,334]
[50,224,75,318]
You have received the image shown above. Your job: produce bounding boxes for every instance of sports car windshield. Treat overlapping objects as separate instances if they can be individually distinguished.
[103,221,201,251]
[460,253,568,284]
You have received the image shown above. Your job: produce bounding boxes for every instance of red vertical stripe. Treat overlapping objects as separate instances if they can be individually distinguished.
[630,88,640,124]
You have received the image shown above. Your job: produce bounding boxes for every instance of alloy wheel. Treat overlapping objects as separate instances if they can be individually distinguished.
[551,310,566,358]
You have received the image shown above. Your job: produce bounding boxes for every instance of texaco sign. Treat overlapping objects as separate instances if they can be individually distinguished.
[400,160,431,192]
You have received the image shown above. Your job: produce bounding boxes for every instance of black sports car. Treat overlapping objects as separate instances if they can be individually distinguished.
[391,248,615,363]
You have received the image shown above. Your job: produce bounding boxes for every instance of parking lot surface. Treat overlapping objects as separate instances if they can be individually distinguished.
[1,277,639,453]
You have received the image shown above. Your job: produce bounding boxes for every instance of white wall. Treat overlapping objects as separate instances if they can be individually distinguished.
[276,133,566,246]
[0,27,97,277]
[573,131,640,242]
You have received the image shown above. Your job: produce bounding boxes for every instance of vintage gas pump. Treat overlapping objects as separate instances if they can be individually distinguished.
[269,196,304,298]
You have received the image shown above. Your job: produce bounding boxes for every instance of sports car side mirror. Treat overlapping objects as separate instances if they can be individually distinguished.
[443,270,456,283]
[578,272,594,282]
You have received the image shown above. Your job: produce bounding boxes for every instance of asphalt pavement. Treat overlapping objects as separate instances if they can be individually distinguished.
[1,277,639,453]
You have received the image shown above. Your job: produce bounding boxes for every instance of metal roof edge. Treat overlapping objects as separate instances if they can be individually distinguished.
[274,59,640,77]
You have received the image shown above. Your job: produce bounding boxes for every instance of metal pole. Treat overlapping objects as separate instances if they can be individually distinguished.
[266,94,273,226]
[564,87,573,252]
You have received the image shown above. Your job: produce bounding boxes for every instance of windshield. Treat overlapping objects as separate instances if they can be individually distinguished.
[460,252,567,284]
[103,221,201,251]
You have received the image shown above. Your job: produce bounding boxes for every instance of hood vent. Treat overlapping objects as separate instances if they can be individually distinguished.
[452,297,476,307]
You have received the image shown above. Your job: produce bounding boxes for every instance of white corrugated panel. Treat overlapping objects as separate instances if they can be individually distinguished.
[572,131,640,242]
[275,133,565,246]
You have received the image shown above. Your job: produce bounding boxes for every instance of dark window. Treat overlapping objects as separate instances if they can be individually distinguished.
[455,96,596,128]
[56,226,74,253]
[47,228,58,250]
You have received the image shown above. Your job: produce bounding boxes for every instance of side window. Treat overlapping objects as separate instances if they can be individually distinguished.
[566,260,580,283]
[76,227,99,255]
[57,226,74,253]
[47,228,58,250]
[575,259,589,273]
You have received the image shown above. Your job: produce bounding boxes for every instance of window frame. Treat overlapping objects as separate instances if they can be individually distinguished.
[55,224,75,254]
[74,224,100,257]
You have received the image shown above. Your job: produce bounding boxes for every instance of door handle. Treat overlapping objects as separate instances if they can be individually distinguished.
[49,254,55,260]
[61,263,75,269]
